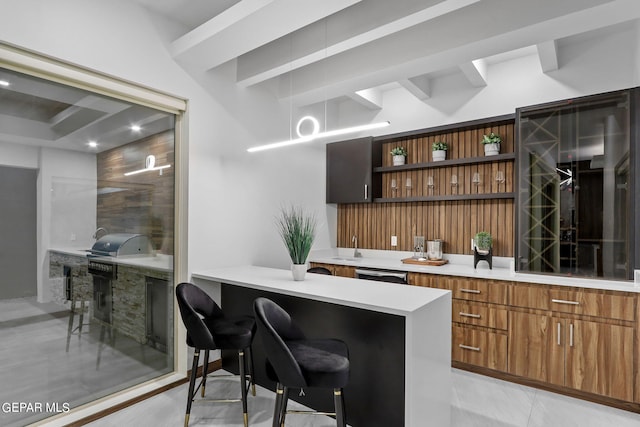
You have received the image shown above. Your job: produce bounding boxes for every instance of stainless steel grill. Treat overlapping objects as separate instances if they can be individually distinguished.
[88,233,153,258]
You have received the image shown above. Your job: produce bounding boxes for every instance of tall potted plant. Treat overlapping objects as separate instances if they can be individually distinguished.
[432,141,448,162]
[276,205,317,281]
[390,146,407,166]
[482,132,502,156]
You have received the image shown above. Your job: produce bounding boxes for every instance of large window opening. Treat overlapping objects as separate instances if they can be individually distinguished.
[0,61,182,426]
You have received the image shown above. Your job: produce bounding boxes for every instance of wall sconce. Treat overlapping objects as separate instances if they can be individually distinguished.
[472,172,481,186]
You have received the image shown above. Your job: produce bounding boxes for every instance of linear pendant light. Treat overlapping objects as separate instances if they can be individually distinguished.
[124,154,171,176]
[247,120,390,153]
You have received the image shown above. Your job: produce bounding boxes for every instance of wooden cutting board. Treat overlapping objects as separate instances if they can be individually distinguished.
[401,258,448,266]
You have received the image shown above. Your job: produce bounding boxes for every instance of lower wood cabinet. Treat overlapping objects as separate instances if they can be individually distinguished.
[308,262,356,278]
[453,325,507,371]
[316,263,639,408]
[508,311,634,401]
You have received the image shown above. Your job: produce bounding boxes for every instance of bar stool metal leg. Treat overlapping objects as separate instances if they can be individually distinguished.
[185,349,200,427]
[239,349,249,427]
[201,349,209,397]
[272,383,284,427]
[334,388,346,427]
[245,345,256,396]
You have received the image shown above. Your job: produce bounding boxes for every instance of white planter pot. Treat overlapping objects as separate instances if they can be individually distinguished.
[392,155,406,166]
[291,264,307,281]
[484,143,500,156]
[432,150,446,162]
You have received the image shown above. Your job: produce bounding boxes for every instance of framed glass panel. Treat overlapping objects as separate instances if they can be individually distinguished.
[516,91,631,280]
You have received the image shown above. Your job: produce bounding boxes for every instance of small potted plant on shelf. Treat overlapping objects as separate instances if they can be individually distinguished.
[390,146,408,166]
[432,141,448,162]
[473,231,492,254]
[276,205,317,281]
[482,132,502,156]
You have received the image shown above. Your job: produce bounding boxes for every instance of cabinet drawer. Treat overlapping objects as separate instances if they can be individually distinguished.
[453,278,508,304]
[452,301,508,330]
[549,289,635,321]
[510,283,635,321]
[452,325,507,371]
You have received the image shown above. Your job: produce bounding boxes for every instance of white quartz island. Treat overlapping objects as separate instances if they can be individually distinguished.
[192,265,452,427]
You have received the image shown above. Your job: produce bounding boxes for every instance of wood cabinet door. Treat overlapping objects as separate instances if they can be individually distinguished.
[333,265,356,278]
[508,311,563,386]
[326,137,373,203]
[565,319,634,401]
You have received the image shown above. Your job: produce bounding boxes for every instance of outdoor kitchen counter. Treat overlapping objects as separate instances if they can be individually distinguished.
[192,265,452,427]
[48,248,173,272]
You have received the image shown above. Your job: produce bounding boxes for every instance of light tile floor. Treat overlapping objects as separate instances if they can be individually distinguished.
[85,368,640,427]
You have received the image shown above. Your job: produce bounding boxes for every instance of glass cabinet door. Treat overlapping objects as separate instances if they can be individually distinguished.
[517,91,631,280]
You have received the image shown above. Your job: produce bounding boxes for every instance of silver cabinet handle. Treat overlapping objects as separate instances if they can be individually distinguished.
[551,299,579,305]
[459,344,480,352]
[459,312,481,319]
[569,323,574,347]
[557,322,561,346]
[364,184,368,200]
[460,288,481,294]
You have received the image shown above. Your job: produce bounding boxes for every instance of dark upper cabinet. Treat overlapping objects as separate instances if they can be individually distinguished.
[326,137,381,203]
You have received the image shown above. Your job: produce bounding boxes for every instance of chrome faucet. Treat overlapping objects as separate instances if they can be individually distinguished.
[93,227,109,240]
[352,235,362,258]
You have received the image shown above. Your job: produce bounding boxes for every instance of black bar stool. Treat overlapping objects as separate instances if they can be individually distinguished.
[253,297,350,427]
[176,282,256,427]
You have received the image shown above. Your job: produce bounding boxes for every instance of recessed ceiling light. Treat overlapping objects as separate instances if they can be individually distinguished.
[131,125,141,132]
[0,80,9,87]
[88,141,98,148]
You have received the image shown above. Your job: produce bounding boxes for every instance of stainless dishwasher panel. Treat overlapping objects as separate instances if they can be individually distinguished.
[355,268,408,284]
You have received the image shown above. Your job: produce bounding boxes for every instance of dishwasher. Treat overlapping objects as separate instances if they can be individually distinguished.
[355,268,408,284]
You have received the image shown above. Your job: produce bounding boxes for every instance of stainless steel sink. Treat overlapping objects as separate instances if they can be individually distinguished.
[331,256,362,262]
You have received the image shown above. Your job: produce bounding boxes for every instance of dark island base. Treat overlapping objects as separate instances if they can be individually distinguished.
[221,283,407,427]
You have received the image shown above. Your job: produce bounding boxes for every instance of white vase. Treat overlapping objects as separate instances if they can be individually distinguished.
[484,143,500,156]
[432,150,446,161]
[392,155,406,166]
[291,264,307,281]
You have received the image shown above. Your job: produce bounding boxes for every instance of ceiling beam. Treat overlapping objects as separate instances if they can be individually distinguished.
[399,75,431,101]
[171,0,361,70]
[348,88,383,110]
[536,40,559,72]
[459,59,487,87]
[236,0,481,87]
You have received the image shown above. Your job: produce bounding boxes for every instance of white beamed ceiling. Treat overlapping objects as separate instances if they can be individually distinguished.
[145,0,640,109]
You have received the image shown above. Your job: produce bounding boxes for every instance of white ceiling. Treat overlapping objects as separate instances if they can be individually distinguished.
[136,0,640,109]
[1,0,639,153]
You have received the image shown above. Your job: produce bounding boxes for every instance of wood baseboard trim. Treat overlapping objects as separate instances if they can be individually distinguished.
[453,362,640,414]
[64,359,223,427]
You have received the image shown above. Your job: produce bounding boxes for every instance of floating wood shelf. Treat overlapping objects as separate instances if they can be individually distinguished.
[374,153,516,173]
[374,192,515,203]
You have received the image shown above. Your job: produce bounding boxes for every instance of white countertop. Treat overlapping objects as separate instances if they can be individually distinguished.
[309,248,640,293]
[49,247,173,272]
[192,265,450,316]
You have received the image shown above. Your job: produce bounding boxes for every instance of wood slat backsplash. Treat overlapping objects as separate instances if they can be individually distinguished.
[336,120,515,257]
[337,200,514,257]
